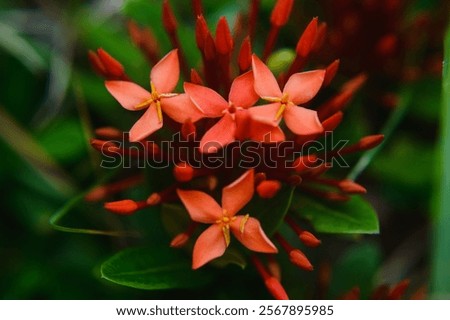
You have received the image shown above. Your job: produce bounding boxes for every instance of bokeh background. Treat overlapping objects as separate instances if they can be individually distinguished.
[0,0,449,299]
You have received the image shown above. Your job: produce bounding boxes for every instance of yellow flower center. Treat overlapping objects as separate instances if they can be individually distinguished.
[133,82,178,123]
[215,209,250,247]
[261,93,290,121]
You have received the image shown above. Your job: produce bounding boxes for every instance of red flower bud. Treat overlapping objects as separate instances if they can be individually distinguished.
[293,154,318,173]
[94,127,123,140]
[270,0,294,27]
[215,17,233,55]
[295,17,318,58]
[104,200,140,215]
[256,180,282,199]
[170,233,190,248]
[299,231,321,247]
[97,48,125,78]
[265,277,289,300]
[323,59,340,87]
[338,179,367,194]
[162,0,178,33]
[195,15,209,50]
[289,249,313,271]
[173,162,195,182]
[238,36,252,72]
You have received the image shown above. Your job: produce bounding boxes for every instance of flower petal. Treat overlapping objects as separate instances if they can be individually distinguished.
[252,54,282,98]
[184,82,228,117]
[250,121,286,143]
[283,70,325,105]
[150,49,179,93]
[199,113,236,153]
[162,93,205,123]
[129,106,163,141]
[192,224,227,269]
[176,189,222,223]
[228,71,259,108]
[284,106,323,135]
[222,169,254,216]
[231,216,278,253]
[247,103,281,127]
[105,81,151,111]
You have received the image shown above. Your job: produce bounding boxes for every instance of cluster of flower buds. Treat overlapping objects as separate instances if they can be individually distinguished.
[86,0,384,299]
[319,0,446,108]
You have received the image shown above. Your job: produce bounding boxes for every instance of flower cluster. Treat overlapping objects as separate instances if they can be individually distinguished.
[86,0,384,299]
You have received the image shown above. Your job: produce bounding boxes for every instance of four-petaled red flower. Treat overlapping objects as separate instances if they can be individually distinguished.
[177,169,278,269]
[185,72,284,153]
[105,49,203,141]
[249,54,325,135]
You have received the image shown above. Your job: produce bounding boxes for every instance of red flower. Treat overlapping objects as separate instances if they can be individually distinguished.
[249,54,325,135]
[105,49,203,141]
[177,170,277,269]
[185,72,284,153]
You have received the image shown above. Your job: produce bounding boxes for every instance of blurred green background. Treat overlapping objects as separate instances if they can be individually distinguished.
[0,0,448,299]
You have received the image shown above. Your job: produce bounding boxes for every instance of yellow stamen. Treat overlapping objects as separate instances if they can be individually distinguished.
[156,100,163,123]
[160,93,179,98]
[150,82,157,95]
[262,96,281,103]
[222,225,231,247]
[240,214,250,233]
[134,99,153,110]
[223,216,230,223]
[275,103,286,121]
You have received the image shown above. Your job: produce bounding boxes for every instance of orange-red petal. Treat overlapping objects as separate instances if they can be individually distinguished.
[192,224,227,269]
[284,106,323,136]
[231,216,278,253]
[228,71,259,109]
[222,169,254,216]
[199,113,236,153]
[184,82,228,117]
[248,103,281,126]
[283,70,325,105]
[250,120,285,143]
[162,93,204,123]
[252,54,282,98]
[176,189,222,223]
[150,49,179,93]
[129,106,163,141]
[105,81,151,111]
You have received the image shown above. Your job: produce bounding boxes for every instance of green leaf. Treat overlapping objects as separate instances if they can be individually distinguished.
[101,246,212,290]
[291,195,379,234]
[347,86,413,181]
[328,242,381,299]
[36,118,86,164]
[0,22,47,73]
[211,248,247,270]
[0,106,76,197]
[249,186,296,235]
[431,22,450,298]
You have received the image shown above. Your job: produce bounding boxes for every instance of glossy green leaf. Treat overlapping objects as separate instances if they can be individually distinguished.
[101,246,212,290]
[211,248,247,270]
[291,195,379,234]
